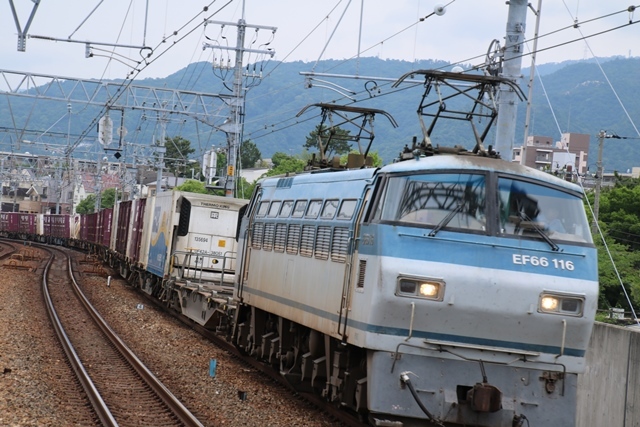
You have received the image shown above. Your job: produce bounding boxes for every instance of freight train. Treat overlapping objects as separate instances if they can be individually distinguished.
[0,147,598,426]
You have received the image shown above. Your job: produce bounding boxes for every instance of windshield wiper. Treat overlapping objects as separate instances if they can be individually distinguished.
[516,212,560,252]
[429,203,464,237]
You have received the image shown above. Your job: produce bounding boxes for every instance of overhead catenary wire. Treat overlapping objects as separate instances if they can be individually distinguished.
[580,185,640,323]
[549,2,640,322]
[4,1,639,182]
[560,0,640,137]
[245,4,640,146]
[66,1,234,157]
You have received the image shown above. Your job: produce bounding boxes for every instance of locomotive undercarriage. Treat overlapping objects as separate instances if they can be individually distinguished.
[233,304,369,416]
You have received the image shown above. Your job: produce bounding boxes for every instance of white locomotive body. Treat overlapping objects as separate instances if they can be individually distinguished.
[232,155,597,426]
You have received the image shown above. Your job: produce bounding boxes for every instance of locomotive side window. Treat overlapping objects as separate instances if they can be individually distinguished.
[337,199,357,220]
[498,177,592,243]
[321,199,339,219]
[268,201,282,218]
[380,173,487,232]
[292,200,307,218]
[256,201,269,217]
[280,200,294,217]
[306,200,323,218]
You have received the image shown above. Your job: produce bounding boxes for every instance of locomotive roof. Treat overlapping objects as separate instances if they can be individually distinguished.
[260,155,582,194]
[260,167,377,187]
[380,155,584,193]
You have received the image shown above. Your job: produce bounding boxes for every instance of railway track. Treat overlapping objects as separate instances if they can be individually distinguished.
[0,239,16,259]
[40,244,204,427]
[131,281,368,427]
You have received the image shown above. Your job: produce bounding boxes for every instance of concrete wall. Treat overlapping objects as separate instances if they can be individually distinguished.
[577,322,640,426]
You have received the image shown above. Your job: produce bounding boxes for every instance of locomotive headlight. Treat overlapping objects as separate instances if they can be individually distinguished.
[539,292,584,316]
[397,276,444,301]
[419,283,439,298]
[541,296,559,311]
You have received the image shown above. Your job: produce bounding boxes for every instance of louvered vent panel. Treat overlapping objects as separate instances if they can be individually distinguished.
[251,222,264,250]
[286,225,300,254]
[263,223,275,251]
[274,224,287,252]
[300,225,315,257]
[357,259,367,288]
[315,226,331,260]
[331,227,350,263]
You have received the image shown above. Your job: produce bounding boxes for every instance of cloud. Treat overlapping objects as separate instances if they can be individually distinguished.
[0,0,636,81]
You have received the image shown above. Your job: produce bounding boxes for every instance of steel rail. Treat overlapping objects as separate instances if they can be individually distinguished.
[64,255,205,427]
[40,247,118,427]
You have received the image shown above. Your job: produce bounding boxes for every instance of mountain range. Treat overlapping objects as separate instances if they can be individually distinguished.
[2,56,639,173]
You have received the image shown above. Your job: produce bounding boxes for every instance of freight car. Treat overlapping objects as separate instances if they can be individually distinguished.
[0,212,37,240]
[106,191,248,327]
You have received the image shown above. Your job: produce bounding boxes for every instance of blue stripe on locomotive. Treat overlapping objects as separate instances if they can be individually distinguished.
[241,284,585,357]
[358,223,598,280]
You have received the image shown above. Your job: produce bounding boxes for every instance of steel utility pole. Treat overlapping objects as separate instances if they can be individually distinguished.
[155,110,167,194]
[522,0,542,144]
[592,130,606,233]
[204,15,276,197]
[495,0,528,157]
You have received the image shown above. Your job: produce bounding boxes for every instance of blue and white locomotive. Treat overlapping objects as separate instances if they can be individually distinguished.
[232,152,597,426]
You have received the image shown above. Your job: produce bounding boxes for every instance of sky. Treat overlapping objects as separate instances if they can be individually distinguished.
[1,0,638,83]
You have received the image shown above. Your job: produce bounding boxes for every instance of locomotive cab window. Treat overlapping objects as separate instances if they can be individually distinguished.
[498,177,592,243]
[377,173,487,232]
[268,201,282,218]
[321,199,339,219]
[292,200,307,218]
[338,199,357,220]
[256,201,269,217]
[306,200,323,218]
[279,200,294,217]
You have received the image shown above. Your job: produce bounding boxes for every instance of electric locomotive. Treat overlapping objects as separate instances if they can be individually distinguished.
[231,151,597,426]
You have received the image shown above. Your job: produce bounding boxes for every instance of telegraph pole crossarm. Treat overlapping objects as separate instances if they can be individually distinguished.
[203,18,276,198]
[592,131,640,232]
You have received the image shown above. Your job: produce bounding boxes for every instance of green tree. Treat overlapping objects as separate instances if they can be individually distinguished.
[237,177,257,199]
[585,176,640,311]
[593,177,640,250]
[303,125,352,158]
[216,151,227,177]
[594,230,640,311]
[163,136,196,178]
[175,179,209,194]
[76,195,96,214]
[271,152,290,168]
[265,152,306,177]
[75,188,120,214]
[100,188,119,209]
[240,139,262,169]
